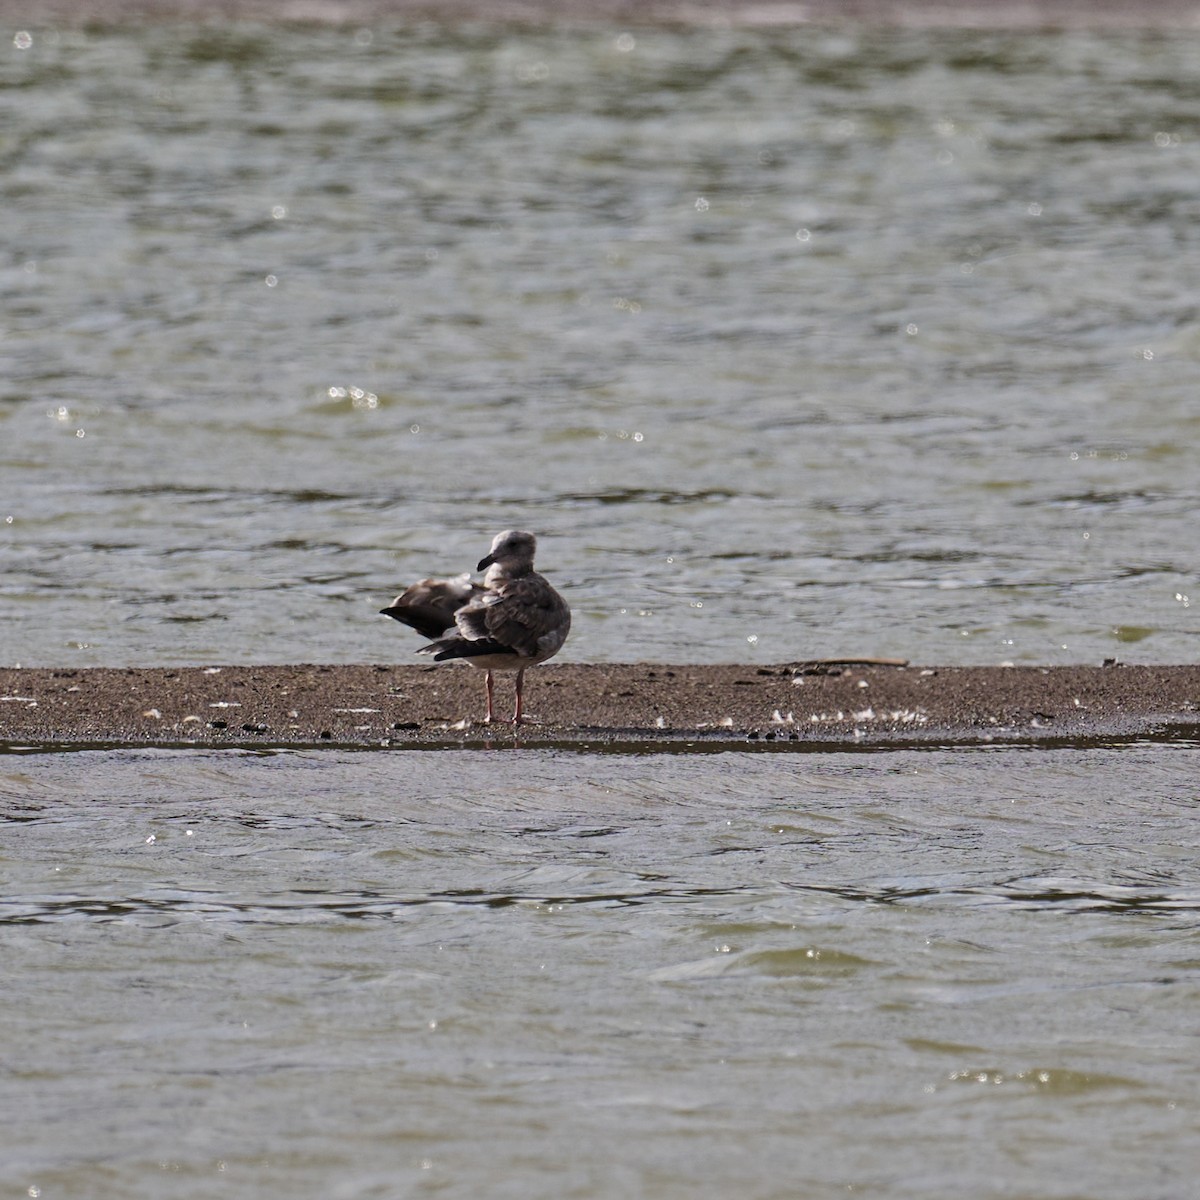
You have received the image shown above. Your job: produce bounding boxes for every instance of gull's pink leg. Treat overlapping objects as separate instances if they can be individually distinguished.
[484,670,495,724]
[512,668,526,726]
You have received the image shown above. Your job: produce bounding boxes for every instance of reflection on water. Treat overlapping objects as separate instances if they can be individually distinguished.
[3,745,1199,1197]
[2,24,1199,668]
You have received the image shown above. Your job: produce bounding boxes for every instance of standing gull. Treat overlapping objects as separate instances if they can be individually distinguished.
[380,530,571,726]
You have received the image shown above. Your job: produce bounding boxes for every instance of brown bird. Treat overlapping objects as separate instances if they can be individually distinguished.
[380,530,571,725]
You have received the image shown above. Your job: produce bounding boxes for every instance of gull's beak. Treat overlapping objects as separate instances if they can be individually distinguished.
[477,553,495,572]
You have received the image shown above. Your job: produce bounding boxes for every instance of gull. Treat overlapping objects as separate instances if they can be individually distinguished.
[380,530,571,726]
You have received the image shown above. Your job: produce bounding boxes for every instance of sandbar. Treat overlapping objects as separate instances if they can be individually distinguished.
[2,662,1198,751]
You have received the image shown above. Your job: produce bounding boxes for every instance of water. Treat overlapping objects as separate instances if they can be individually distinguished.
[3,744,1199,1198]
[3,21,1200,1197]
[3,23,1199,669]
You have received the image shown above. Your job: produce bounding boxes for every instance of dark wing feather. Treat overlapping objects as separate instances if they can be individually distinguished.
[380,576,483,640]
[456,572,569,658]
[422,635,514,662]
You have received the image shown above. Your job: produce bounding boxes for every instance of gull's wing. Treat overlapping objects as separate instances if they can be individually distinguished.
[455,572,571,659]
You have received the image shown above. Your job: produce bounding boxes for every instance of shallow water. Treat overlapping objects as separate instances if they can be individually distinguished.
[3,23,1200,669]
[3,744,1200,1198]
[4,23,1200,1195]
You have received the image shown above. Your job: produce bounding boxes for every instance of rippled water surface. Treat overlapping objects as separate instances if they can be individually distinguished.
[4,24,1200,1192]
[3,23,1199,667]
[3,744,1200,1198]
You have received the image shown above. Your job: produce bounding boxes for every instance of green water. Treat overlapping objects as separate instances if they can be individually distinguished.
[3,744,1199,1199]
[2,23,1198,668]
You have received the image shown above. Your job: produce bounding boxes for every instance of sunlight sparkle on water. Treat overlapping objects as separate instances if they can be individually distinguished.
[348,386,379,410]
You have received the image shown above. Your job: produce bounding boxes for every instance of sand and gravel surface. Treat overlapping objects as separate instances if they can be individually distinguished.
[2,662,1198,749]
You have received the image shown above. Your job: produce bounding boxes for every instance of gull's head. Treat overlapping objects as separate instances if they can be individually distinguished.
[478,529,537,572]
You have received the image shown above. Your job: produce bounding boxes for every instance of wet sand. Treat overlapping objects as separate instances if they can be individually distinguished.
[6,0,1200,27]
[2,662,1198,749]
